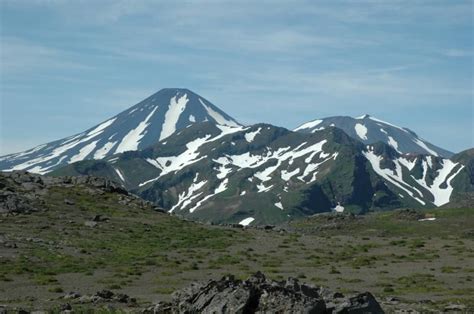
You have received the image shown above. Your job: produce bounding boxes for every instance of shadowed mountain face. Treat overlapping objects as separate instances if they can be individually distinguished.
[294,115,453,158]
[50,122,471,225]
[0,88,240,174]
[2,88,471,225]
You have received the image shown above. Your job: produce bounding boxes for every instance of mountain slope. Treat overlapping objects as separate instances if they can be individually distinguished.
[444,148,474,207]
[50,123,468,225]
[294,114,453,157]
[0,88,240,174]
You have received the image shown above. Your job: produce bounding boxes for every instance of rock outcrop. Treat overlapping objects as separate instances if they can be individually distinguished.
[147,272,384,313]
[0,171,151,214]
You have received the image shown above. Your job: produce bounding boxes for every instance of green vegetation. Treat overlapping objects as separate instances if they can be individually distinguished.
[0,185,473,311]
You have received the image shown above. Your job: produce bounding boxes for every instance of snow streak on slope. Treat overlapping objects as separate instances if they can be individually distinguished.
[239,217,255,226]
[70,140,99,163]
[93,141,118,159]
[170,174,208,213]
[412,158,464,206]
[139,125,246,187]
[281,168,300,181]
[115,106,159,153]
[114,168,125,182]
[160,94,190,140]
[294,115,453,157]
[199,99,239,127]
[354,123,368,140]
[364,148,426,205]
[413,138,439,157]
[214,140,336,185]
[245,128,262,143]
[387,136,401,153]
[364,147,465,207]
[368,116,408,133]
[294,119,323,131]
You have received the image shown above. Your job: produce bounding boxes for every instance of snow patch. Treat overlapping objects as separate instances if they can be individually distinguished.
[281,168,300,181]
[215,178,229,194]
[160,94,189,140]
[294,119,322,131]
[199,98,239,127]
[369,116,408,133]
[387,136,401,153]
[86,118,116,137]
[239,217,255,226]
[245,128,262,143]
[364,149,426,205]
[354,123,368,140]
[93,141,117,159]
[114,168,125,182]
[170,176,208,212]
[274,202,284,210]
[413,158,464,206]
[418,217,436,222]
[257,183,273,193]
[69,140,99,163]
[332,204,344,212]
[116,106,158,153]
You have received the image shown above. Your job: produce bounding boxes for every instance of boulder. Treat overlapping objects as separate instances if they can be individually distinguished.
[149,272,384,313]
[333,292,384,313]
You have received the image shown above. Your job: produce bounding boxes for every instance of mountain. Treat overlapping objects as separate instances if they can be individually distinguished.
[444,148,474,207]
[294,114,453,158]
[0,88,240,174]
[50,122,469,225]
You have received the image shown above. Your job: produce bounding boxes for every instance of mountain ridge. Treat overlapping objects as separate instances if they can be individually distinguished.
[294,114,453,158]
[50,122,472,225]
[0,88,240,174]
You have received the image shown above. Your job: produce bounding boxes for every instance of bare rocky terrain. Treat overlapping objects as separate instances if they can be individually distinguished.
[0,171,473,313]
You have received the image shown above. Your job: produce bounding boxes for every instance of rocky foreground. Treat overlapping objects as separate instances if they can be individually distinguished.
[147,272,383,313]
[30,272,383,313]
[0,170,157,215]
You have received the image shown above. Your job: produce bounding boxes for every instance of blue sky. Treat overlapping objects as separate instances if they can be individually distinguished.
[0,0,472,154]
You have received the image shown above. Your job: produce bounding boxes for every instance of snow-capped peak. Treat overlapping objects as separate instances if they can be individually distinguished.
[294,115,453,158]
[0,88,241,174]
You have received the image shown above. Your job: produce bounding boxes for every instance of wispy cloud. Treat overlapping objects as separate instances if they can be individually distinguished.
[443,49,473,58]
[0,37,94,75]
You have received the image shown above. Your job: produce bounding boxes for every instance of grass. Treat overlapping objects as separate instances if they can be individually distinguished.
[0,186,473,312]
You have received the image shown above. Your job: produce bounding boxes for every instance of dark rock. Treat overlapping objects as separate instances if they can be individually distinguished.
[95,290,114,299]
[113,293,130,303]
[84,221,98,228]
[444,303,466,311]
[153,272,332,313]
[59,303,72,311]
[150,272,384,313]
[393,209,424,221]
[3,241,17,248]
[385,296,401,304]
[92,214,109,222]
[151,301,173,313]
[63,291,81,300]
[64,199,75,205]
[333,292,384,313]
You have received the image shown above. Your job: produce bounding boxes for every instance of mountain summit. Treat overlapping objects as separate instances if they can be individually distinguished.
[0,88,240,174]
[294,115,453,157]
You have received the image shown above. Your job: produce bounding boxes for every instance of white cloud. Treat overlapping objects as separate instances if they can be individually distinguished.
[444,49,472,58]
[1,37,93,75]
